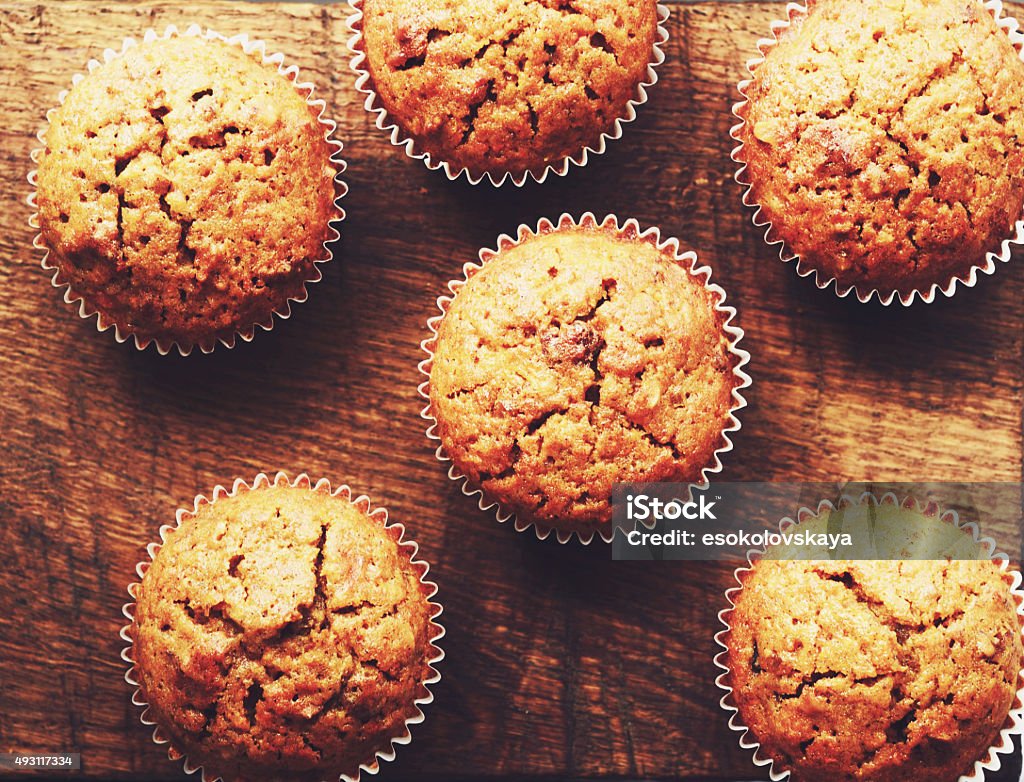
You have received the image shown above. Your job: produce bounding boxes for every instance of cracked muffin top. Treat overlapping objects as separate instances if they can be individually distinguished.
[35,36,339,352]
[357,0,660,181]
[725,558,1023,782]
[131,484,436,782]
[736,0,1024,299]
[428,223,741,534]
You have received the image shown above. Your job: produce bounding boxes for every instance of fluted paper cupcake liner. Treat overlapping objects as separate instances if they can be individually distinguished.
[28,24,347,355]
[713,491,1024,782]
[346,2,669,187]
[730,0,1024,306]
[119,471,444,782]
[417,212,752,545]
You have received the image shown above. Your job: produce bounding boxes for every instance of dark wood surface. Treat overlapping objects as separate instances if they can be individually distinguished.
[1,1,1023,780]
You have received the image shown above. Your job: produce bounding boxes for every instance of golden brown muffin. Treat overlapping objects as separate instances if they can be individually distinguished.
[724,558,1023,782]
[131,484,437,782]
[356,0,660,182]
[428,222,743,535]
[36,35,340,352]
[736,0,1024,299]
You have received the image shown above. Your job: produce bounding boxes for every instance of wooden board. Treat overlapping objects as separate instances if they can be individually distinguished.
[0,1,1022,779]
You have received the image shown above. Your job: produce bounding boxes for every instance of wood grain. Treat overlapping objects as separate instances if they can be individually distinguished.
[1,1,1022,779]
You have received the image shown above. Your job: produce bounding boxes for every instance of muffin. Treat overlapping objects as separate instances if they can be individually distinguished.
[734,0,1024,303]
[127,477,441,782]
[723,557,1023,782]
[351,0,664,184]
[34,32,342,353]
[425,215,747,540]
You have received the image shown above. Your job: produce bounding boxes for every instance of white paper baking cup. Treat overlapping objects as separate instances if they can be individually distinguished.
[346,1,669,187]
[28,25,347,355]
[713,491,1024,781]
[119,471,444,782]
[417,212,752,545]
[731,0,1024,306]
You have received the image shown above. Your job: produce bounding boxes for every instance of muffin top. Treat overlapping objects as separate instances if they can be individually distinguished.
[737,0,1024,297]
[358,0,659,181]
[428,224,741,533]
[36,36,339,351]
[725,558,1023,782]
[132,485,435,782]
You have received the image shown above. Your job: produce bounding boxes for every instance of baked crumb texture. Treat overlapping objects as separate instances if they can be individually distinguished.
[130,481,439,782]
[425,216,748,541]
[353,0,662,184]
[35,34,340,353]
[735,0,1024,303]
[723,558,1024,782]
